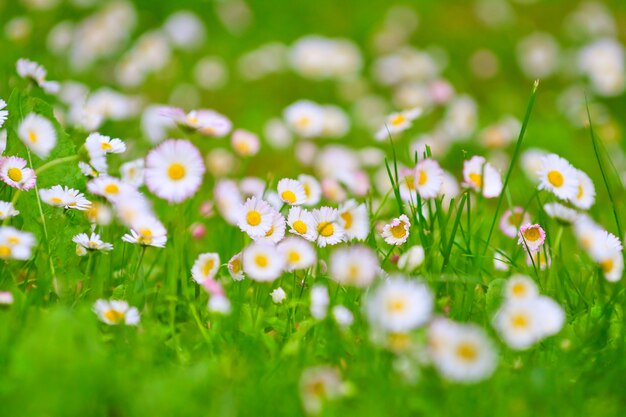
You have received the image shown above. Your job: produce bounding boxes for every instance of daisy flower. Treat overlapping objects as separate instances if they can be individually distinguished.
[397,245,425,272]
[191,253,220,284]
[242,242,285,282]
[462,156,503,198]
[120,158,145,187]
[228,252,245,281]
[270,287,287,304]
[72,232,113,255]
[330,245,380,287]
[338,199,369,241]
[299,366,346,416]
[253,211,286,244]
[162,107,232,137]
[87,176,134,201]
[287,207,318,242]
[414,159,444,199]
[298,174,322,206]
[78,161,101,178]
[570,169,595,210]
[597,250,624,282]
[430,321,497,383]
[277,236,317,271]
[277,178,307,206]
[284,100,324,138]
[39,185,91,210]
[85,132,126,159]
[365,275,433,333]
[332,305,354,328]
[0,226,36,260]
[537,154,578,201]
[517,223,546,253]
[375,107,422,141]
[499,207,530,238]
[503,274,538,302]
[0,201,19,220]
[145,139,205,203]
[0,99,7,128]
[237,196,276,238]
[16,58,60,94]
[381,214,411,246]
[0,156,36,190]
[17,113,57,159]
[86,202,113,226]
[312,206,346,247]
[231,129,260,157]
[398,167,418,202]
[112,192,153,227]
[588,229,623,263]
[122,216,168,248]
[93,299,140,326]
[543,202,579,224]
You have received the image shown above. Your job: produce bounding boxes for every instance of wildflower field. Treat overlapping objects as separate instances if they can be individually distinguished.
[1,0,626,416]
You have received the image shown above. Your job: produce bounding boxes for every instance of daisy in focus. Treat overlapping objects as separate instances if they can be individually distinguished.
[144,139,205,203]
[237,196,276,238]
[0,156,36,190]
[517,223,546,253]
[40,185,91,210]
[312,206,346,247]
[277,178,307,206]
[287,207,318,242]
[381,214,411,246]
[537,154,578,201]
[122,216,168,248]
[72,232,113,255]
[93,299,140,326]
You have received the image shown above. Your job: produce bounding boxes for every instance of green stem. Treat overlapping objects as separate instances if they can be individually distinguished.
[35,155,79,175]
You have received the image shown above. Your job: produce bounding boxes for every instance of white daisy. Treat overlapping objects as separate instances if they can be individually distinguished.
[112,192,153,227]
[312,206,346,247]
[85,132,126,159]
[504,274,538,302]
[277,178,307,206]
[231,129,260,157]
[287,206,318,242]
[120,158,145,187]
[364,275,433,333]
[375,107,422,141]
[237,196,276,238]
[191,253,220,284]
[228,252,245,281]
[162,107,232,137]
[277,236,317,271]
[93,299,140,326]
[517,223,546,253]
[310,285,330,320]
[543,202,579,224]
[253,211,286,244]
[39,185,91,210]
[597,249,624,282]
[414,159,444,199]
[284,100,325,138]
[0,226,36,261]
[242,242,285,282]
[381,214,411,246]
[270,287,287,304]
[86,202,113,226]
[330,245,380,287]
[214,179,243,225]
[87,176,135,202]
[338,199,369,241]
[537,154,578,201]
[499,207,531,238]
[72,232,113,254]
[122,216,168,248]
[570,169,595,210]
[0,156,37,190]
[18,113,57,159]
[0,201,19,220]
[463,156,503,198]
[298,174,322,206]
[397,245,425,272]
[16,58,60,94]
[145,139,205,203]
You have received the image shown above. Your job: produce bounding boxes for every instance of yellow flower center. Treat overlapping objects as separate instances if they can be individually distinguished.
[390,114,406,126]
[547,171,564,187]
[511,313,529,329]
[104,184,119,194]
[341,212,353,229]
[293,220,307,234]
[167,163,186,181]
[265,226,274,237]
[523,227,540,242]
[600,259,614,273]
[288,250,300,263]
[138,228,153,245]
[387,297,406,313]
[511,282,526,297]
[577,184,584,200]
[303,183,311,198]
[255,254,268,267]
[101,142,112,150]
[317,221,334,237]
[388,332,411,351]
[456,342,478,362]
[202,259,215,276]
[347,264,359,282]
[296,116,310,128]
[281,190,297,204]
[7,168,23,182]
[234,140,250,155]
[7,236,19,245]
[28,130,38,143]
[405,175,416,190]
[0,245,12,258]
[469,172,483,188]
[246,210,261,226]
[103,309,125,324]
[230,257,241,273]
[508,212,524,227]
[390,223,407,239]
[51,197,63,204]
[417,170,427,186]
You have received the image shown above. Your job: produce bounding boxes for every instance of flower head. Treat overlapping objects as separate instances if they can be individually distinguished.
[93,299,140,326]
[0,156,36,190]
[40,185,91,210]
[517,223,546,253]
[381,214,411,246]
[18,113,57,159]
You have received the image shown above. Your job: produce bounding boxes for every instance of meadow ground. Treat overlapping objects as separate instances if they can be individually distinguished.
[0,0,626,416]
